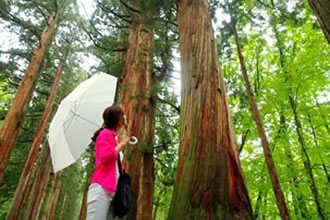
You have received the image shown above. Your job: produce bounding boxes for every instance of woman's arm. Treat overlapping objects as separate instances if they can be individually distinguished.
[115,135,129,152]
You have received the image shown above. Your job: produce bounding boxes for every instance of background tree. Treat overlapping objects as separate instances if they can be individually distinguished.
[308,0,330,44]
[0,0,61,181]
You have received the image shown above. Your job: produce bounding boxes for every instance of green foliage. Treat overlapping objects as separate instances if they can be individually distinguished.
[0,0,329,219]
[153,80,180,219]
[218,0,330,219]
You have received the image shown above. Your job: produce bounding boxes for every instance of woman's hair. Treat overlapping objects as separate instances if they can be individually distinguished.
[91,105,124,142]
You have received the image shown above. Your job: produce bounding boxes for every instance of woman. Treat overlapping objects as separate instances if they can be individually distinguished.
[87,105,129,220]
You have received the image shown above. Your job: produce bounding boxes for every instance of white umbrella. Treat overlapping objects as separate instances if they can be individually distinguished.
[48,73,118,172]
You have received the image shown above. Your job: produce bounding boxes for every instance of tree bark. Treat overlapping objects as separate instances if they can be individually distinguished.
[119,16,156,220]
[6,49,68,220]
[47,175,62,220]
[0,12,58,181]
[168,0,253,219]
[309,0,330,44]
[20,145,52,220]
[38,171,57,220]
[78,190,88,220]
[232,22,290,220]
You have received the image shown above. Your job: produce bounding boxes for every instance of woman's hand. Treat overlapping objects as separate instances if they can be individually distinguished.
[116,135,129,152]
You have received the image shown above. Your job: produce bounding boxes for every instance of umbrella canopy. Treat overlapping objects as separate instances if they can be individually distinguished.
[48,73,118,172]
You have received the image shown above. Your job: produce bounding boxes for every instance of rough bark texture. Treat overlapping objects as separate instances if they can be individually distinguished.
[168,0,253,219]
[309,0,330,44]
[6,50,67,220]
[232,24,290,220]
[119,17,156,220]
[0,12,58,181]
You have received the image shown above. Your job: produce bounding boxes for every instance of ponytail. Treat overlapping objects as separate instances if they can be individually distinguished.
[91,128,103,142]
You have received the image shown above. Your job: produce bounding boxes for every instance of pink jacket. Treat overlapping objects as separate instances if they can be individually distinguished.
[90,129,120,192]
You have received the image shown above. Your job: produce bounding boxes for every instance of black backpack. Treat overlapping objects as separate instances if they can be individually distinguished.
[113,155,135,218]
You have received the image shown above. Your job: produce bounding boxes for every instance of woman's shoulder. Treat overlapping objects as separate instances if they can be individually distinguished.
[98,128,116,139]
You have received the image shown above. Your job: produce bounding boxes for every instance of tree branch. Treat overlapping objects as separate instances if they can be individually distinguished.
[119,0,140,14]
[97,0,132,23]
[157,96,180,113]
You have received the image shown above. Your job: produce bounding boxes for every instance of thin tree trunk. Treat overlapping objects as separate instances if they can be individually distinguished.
[0,12,58,181]
[168,0,253,219]
[262,191,268,220]
[309,0,330,44]
[79,151,95,220]
[38,172,57,220]
[315,100,330,134]
[20,145,52,220]
[152,187,166,220]
[47,175,62,220]
[119,16,156,220]
[289,97,326,220]
[307,111,330,184]
[30,153,53,220]
[78,190,88,220]
[283,138,310,219]
[6,49,68,220]
[36,171,56,220]
[59,191,68,220]
[232,21,290,220]
[254,189,265,219]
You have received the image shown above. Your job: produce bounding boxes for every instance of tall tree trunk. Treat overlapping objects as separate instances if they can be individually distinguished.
[289,98,326,220]
[254,189,266,219]
[38,172,57,220]
[78,190,88,220]
[6,49,68,220]
[168,0,253,219]
[59,191,68,220]
[307,111,330,184]
[47,175,62,220]
[79,152,95,220]
[119,17,156,220]
[152,186,166,220]
[20,145,52,220]
[262,191,268,220]
[309,0,330,44]
[0,12,58,181]
[315,100,330,134]
[283,138,310,219]
[232,22,290,220]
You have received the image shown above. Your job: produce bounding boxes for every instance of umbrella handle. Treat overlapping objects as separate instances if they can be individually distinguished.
[129,136,138,145]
